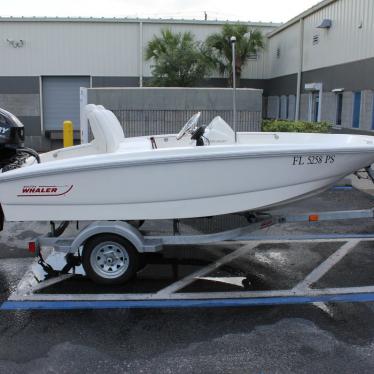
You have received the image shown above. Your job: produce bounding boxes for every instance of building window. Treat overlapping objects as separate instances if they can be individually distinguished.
[353,91,361,128]
[312,35,319,45]
[276,47,280,59]
[336,93,343,126]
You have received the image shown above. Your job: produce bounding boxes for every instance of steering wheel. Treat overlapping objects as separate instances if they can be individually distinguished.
[176,112,201,140]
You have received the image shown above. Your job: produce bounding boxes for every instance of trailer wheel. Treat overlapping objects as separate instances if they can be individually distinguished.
[82,234,139,285]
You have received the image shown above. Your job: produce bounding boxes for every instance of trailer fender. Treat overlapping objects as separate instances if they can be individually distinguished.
[69,221,150,254]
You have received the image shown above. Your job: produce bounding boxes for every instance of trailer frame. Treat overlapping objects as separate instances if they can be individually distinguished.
[2,207,374,310]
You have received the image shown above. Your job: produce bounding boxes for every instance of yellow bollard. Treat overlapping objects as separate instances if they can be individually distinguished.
[63,120,74,148]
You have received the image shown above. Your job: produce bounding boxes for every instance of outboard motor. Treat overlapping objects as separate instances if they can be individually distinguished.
[0,108,40,231]
[0,108,39,172]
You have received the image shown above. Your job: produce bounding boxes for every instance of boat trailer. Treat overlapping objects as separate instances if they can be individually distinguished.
[2,206,374,310]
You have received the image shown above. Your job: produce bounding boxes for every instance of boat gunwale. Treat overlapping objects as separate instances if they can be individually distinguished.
[1,146,374,183]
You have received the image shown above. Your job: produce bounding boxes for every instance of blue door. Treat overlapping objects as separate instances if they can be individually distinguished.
[352,92,361,129]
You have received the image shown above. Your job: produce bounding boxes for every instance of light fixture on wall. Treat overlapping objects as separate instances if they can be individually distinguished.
[6,39,25,48]
[317,19,332,29]
[305,83,322,91]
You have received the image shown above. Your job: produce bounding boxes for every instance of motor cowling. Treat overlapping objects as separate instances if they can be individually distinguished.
[0,108,40,231]
[0,108,25,170]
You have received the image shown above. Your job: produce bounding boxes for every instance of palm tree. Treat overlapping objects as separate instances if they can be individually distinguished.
[145,29,213,87]
[205,24,264,87]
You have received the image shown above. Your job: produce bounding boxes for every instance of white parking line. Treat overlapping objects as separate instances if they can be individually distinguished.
[293,239,360,291]
[156,242,259,296]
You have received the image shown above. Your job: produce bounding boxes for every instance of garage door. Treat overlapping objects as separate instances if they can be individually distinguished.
[42,76,90,131]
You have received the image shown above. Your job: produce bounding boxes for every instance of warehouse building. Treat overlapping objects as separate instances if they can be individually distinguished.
[0,17,276,149]
[0,0,373,149]
[265,0,374,133]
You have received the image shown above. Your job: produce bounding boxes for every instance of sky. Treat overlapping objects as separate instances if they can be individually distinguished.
[0,0,321,23]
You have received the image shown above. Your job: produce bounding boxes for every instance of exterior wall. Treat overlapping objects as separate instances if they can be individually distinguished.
[301,57,374,93]
[91,76,266,88]
[266,22,300,79]
[87,87,262,111]
[0,21,140,76]
[0,18,275,150]
[299,94,309,121]
[279,95,288,119]
[266,96,279,119]
[302,0,374,72]
[341,91,353,129]
[288,95,296,120]
[264,0,374,133]
[1,1,374,139]
[360,90,374,131]
[320,92,337,124]
[0,76,44,148]
[266,23,300,78]
[87,87,263,134]
[266,73,298,96]
[0,19,275,80]
[92,77,140,87]
[266,0,374,77]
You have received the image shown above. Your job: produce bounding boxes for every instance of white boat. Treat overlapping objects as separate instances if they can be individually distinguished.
[1,104,374,223]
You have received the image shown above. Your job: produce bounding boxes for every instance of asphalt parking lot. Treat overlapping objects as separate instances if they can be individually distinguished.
[1,187,374,373]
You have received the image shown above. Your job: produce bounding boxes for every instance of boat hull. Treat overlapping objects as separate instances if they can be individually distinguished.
[1,146,374,221]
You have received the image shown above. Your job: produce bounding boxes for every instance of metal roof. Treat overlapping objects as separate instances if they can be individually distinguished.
[0,16,279,28]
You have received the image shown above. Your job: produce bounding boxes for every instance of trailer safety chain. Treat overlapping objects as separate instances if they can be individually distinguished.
[37,252,81,280]
[355,169,369,180]
[365,166,374,184]
[37,253,60,279]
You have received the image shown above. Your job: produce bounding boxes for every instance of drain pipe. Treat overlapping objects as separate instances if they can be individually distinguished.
[139,21,143,87]
[295,18,304,121]
[231,36,237,142]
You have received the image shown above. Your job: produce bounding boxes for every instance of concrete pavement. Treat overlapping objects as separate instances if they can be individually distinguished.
[1,188,374,373]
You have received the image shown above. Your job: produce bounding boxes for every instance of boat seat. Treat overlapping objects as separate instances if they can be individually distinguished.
[85,105,125,153]
[96,105,125,140]
[41,105,150,161]
[83,104,151,153]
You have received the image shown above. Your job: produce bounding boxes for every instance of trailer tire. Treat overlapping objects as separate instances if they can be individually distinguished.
[82,234,139,285]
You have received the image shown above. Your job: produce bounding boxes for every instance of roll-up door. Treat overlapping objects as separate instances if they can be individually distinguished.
[42,76,90,131]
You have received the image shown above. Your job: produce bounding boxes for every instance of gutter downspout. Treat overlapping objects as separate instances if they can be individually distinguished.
[295,18,304,121]
[139,21,143,87]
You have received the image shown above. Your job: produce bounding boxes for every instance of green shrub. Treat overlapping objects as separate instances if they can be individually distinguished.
[262,119,331,133]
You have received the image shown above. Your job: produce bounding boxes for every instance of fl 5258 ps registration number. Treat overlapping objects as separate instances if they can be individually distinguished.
[292,154,335,166]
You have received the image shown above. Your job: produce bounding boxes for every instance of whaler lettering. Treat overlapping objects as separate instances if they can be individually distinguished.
[22,187,58,193]
[18,184,73,197]
[292,154,335,166]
